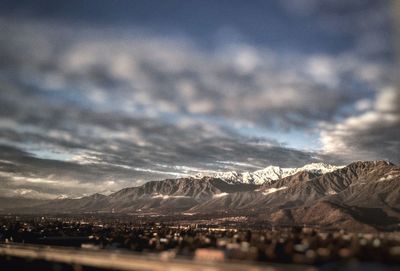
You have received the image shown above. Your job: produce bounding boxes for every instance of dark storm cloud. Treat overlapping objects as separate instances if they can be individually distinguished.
[0,17,388,128]
[0,0,396,198]
[320,87,400,163]
[0,80,337,197]
[0,0,391,56]
[317,1,400,164]
[0,85,331,170]
[0,115,334,198]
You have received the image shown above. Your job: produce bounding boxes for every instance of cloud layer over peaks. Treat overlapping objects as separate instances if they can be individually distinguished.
[0,0,397,198]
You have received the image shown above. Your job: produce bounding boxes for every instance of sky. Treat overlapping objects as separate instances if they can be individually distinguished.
[0,0,399,199]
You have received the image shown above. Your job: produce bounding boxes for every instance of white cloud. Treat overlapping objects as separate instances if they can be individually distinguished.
[355,99,373,112]
[320,87,400,162]
[0,172,59,184]
[1,17,385,130]
[0,188,60,200]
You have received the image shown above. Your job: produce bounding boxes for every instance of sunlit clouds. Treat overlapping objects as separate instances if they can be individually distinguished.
[320,87,400,161]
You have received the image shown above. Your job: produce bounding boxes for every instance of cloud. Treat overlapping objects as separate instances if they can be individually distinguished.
[0,3,395,198]
[320,87,400,163]
[0,17,387,129]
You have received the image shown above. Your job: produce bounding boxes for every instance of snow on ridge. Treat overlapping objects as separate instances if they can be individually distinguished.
[195,162,344,185]
[213,192,229,198]
[262,186,287,195]
[151,193,190,199]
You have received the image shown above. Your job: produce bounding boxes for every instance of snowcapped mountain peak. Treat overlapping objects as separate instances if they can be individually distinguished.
[196,163,344,185]
[296,163,344,174]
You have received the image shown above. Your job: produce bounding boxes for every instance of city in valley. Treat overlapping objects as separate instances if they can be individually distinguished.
[1,214,400,271]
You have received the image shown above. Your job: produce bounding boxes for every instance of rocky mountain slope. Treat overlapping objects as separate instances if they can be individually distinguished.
[3,161,399,232]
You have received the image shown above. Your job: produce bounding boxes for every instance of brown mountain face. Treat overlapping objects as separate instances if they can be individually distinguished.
[268,201,377,232]
[262,171,321,189]
[3,161,400,232]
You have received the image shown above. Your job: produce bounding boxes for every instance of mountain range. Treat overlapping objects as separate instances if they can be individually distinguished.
[194,162,343,184]
[1,161,399,232]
